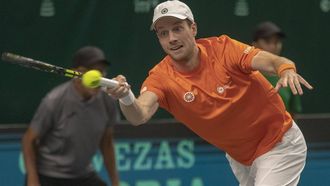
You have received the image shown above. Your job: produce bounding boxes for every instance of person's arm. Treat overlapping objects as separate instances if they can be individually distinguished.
[251,51,313,95]
[107,75,159,126]
[119,91,159,125]
[22,128,40,186]
[100,127,119,186]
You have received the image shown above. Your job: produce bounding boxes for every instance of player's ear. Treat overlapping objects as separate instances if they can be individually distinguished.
[191,22,197,37]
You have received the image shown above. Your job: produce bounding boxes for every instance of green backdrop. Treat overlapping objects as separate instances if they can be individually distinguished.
[1,0,329,124]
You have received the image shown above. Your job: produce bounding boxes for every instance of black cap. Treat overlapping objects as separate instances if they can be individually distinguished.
[72,46,109,68]
[253,21,286,41]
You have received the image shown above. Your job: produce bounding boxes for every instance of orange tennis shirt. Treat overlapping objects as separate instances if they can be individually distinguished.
[141,35,292,165]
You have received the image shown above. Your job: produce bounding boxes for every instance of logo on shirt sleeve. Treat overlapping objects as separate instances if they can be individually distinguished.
[243,46,252,54]
[183,92,195,102]
[216,85,229,94]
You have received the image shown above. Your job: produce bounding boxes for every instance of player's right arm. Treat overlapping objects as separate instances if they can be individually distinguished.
[120,91,159,125]
[107,75,159,126]
[22,128,40,186]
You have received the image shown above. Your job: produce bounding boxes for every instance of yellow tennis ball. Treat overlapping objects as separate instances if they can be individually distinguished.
[82,70,102,88]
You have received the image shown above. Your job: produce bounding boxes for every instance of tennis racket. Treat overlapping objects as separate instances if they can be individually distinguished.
[1,52,119,88]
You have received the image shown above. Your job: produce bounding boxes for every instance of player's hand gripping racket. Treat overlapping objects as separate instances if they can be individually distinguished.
[1,52,119,88]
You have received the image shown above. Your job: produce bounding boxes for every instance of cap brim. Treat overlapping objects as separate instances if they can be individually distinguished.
[264,31,286,39]
[82,59,110,68]
[253,31,286,41]
[150,14,188,31]
[277,32,286,38]
[96,59,110,66]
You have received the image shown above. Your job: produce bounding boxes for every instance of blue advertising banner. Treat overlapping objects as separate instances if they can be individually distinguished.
[1,137,237,186]
[1,135,330,186]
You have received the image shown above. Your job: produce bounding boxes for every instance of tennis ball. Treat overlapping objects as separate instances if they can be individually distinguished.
[82,70,102,88]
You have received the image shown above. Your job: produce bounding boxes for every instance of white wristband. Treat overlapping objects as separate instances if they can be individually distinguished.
[119,90,135,105]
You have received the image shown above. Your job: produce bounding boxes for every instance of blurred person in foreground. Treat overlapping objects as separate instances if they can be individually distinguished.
[108,1,313,185]
[252,21,302,118]
[22,46,120,186]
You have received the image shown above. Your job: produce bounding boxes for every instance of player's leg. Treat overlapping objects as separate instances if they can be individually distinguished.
[226,153,254,186]
[252,121,307,186]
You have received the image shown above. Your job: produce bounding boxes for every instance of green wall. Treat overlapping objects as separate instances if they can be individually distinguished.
[1,0,329,123]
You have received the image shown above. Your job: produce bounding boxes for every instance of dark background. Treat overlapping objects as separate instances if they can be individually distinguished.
[0,0,329,124]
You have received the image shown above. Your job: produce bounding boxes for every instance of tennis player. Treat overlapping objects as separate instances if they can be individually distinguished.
[108,1,313,185]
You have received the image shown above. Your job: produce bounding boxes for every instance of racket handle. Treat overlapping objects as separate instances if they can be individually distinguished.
[99,77,135,105]
[99,77,119,88]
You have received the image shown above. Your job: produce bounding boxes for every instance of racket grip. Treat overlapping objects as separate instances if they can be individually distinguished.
[99,77,119,88]
[99,77,135,105]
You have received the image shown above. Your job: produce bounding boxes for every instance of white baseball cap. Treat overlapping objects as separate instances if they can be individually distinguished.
[150,0,194,30]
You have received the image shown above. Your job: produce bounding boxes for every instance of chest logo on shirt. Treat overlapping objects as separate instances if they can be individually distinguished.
[216,85,229,94]
[217,86,225,94]
[183,92,195,102]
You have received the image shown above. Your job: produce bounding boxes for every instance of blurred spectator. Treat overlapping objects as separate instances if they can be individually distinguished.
[22,46,120,186]
[252,21,302,118]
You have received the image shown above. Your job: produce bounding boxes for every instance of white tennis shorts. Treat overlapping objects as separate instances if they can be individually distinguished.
[226,121,307,186]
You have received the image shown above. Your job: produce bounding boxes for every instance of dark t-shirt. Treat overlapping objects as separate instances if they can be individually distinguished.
[30,80,119,178]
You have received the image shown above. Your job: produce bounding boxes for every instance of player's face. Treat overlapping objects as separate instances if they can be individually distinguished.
[254,35,283,55]
[155,17,197,62]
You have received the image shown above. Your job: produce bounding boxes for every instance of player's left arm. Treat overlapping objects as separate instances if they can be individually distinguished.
[100,127,120,186]
[251,51,313,95]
